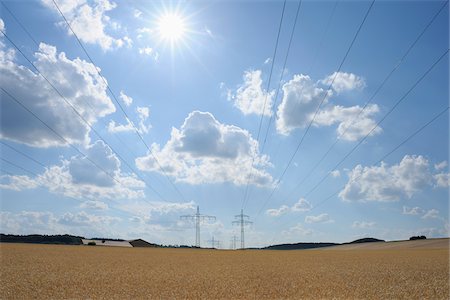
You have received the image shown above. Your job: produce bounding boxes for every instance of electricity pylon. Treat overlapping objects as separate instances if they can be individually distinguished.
[207,236,220,249]
[232,209,252,249]
[180,206,215,248]
[230,235,239,250]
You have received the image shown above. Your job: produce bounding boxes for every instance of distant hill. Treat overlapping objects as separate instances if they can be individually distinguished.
[0,234,84,245]
[347,237,385,244]
[262,237,385,250]
[263,242,339,250]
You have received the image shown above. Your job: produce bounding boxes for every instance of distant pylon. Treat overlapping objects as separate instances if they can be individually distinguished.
[180,206,216,248]
[207,236,220,249]
[232,209,252,249]
[230,235,239,250]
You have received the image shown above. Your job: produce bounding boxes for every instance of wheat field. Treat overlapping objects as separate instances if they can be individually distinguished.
[1,243,448,299]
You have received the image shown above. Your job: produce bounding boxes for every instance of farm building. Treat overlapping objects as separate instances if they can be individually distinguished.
[129,239,158,247]
[81,238,157,248]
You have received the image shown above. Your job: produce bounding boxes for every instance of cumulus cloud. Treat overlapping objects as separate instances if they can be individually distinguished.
[136,111,273,187]
[80,200,109,210]
[0,210,121,236]
[275,72,380,141]
[266,198,312,217]
[0,140,146,200]
[434,161,448,171]
[42,0,126,50]
[282,223,313,236]
[434,173,449,188]
[139,47,158,61]
[320,71,365,93]
[422,209,439,220]
[276,74,331,135]
[133,8,142,18]
[330,170,341,178]
[107,106,151,134]
[231,70,274,116]
[339,155,440,202]
[266,205,290,217]
[402,206,424,215]
[292,198,312,212]
[305,213,333,224]
[119,90,133,106]
[352,221,376,229]
[0,42,115,147]
[314,104,381,141]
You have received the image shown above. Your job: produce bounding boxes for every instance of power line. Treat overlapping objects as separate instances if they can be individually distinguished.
[260,0,302,154]
[283,0,448,200]
[240,0,287,210]
[0,28,168,203]
[242,0,303,211]
[0,157,40,177]
[0,87,146,197]
[272,106,449,236]
[0,141,47,169]
[51,0,186,201]
[254,0,376,218]
[301,49,448,200]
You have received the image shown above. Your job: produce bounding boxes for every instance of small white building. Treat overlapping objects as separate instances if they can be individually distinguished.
[81,239,132,247]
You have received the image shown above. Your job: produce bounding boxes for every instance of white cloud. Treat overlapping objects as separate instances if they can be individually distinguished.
[42,0,126,50]
[0,140,146,200]
[139,47,158,61]
[292,198,312,212]
[305,213,333,224]
[434,161,448,171]
[320,71,365,93]
[314,104,381,141]
[119,201,195,219]
[0,210,121,237]
[340,155,434,202]
[0,42,115,147]
[119,90,133,106]
[136,111,273,187]
[275,73,379,141]
[330,170,341,178]
[0,175,39,191]
[276,74,332,135]
[231,70,274,116]
[80,200,109,210]
[352,221,376,229]
[266,205,290,217]
[282,223,313,236]
[264,57,271,64]
[434,173,450,187]
[266,198,311,217]
[402,206,424,215]
[0,18,4,32]
[422,209,439,220]
[133,9,142,18]
[107,106,151,134]
[58,211,120,226]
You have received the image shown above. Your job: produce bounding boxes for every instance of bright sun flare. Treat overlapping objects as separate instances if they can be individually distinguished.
[157,13,186,42]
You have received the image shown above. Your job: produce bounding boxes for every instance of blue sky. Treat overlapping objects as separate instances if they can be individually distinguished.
[0,0,448,248]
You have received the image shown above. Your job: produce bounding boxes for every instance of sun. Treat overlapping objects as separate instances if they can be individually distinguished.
[157,13,186,42]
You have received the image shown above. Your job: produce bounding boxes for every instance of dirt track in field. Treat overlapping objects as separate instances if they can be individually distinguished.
[1,242,448,299]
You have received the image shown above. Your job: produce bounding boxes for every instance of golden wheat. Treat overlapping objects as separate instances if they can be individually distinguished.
[1,243,448,299]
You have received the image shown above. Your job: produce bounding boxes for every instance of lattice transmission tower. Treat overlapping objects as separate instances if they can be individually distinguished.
[230,235,239,250]
[207,236,220,249]
[232,209,252,249]
[180,206,215,248]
